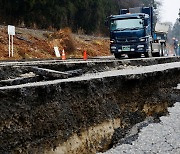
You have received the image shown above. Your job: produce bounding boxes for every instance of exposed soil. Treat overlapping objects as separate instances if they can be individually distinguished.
[0,26,110,60]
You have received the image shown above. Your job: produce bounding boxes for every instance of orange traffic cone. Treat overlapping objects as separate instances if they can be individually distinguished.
[62,49,66,60]
[83,50,87,60]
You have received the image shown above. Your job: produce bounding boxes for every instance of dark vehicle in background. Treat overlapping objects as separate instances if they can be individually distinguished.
[106,7,164,58]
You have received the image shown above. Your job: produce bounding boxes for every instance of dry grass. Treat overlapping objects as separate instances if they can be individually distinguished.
[0,26,110,60]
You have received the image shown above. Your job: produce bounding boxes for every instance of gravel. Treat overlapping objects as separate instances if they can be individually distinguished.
[100,102,180,154]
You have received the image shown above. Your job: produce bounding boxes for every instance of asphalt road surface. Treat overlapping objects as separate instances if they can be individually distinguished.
[102,102,180,154]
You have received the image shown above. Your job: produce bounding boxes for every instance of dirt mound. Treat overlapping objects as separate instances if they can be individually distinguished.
[48,28,76,53]
[0,26,110,60]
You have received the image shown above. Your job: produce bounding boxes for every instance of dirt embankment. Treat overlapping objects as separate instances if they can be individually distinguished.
[0,26,110,60]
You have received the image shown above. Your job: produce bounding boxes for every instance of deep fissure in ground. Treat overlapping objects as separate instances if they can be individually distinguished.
[0,61,180,153]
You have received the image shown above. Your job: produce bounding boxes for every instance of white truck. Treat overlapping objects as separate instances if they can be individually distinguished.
[152,22,170,56]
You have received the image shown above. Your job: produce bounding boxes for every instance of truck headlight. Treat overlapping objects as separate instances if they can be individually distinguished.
[137,45,145,48]
[140,38,146,42]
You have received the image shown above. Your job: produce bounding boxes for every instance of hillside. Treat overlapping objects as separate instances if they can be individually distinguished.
[0,26,110,60]
[0,0,157,34]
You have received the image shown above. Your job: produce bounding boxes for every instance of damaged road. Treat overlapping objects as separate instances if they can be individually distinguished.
[0,57,180,154]
[102,102,180,154]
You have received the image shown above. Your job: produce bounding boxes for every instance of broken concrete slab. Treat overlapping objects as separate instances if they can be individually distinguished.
[30,67,69,79]
[0,76,41,86]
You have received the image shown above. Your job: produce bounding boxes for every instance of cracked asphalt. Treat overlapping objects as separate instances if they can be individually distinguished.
[102,102,180,154]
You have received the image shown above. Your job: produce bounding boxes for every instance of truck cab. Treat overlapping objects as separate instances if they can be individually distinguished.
[107,7,154,58]
[109,13,152,58]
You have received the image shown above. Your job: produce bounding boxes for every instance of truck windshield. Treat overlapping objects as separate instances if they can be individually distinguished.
[110,18,143,31]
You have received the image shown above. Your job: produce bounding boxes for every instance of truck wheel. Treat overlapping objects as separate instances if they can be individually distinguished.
[144,51,152,58]
[160,43,165,56]
[152,52,160,57]
[114,53,121,59]
[145,43,152,57]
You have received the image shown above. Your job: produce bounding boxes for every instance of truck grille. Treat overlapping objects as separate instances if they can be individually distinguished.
[116,37,138,44]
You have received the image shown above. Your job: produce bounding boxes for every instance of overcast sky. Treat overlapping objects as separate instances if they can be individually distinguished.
[160,0,180,24]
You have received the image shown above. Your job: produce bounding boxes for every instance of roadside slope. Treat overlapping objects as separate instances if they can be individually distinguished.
[0,26,110,60]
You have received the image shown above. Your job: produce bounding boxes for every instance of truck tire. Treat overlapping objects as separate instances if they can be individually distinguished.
[160,43,166,56]
[160,45,164,56]
[144,52,152,57]
[152,52,160,57]
[145,43,152,57]
[152,42,160,57]
[114,53,121,59]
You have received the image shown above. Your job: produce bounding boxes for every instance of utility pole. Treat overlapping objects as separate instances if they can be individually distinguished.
[179,8,180,22]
